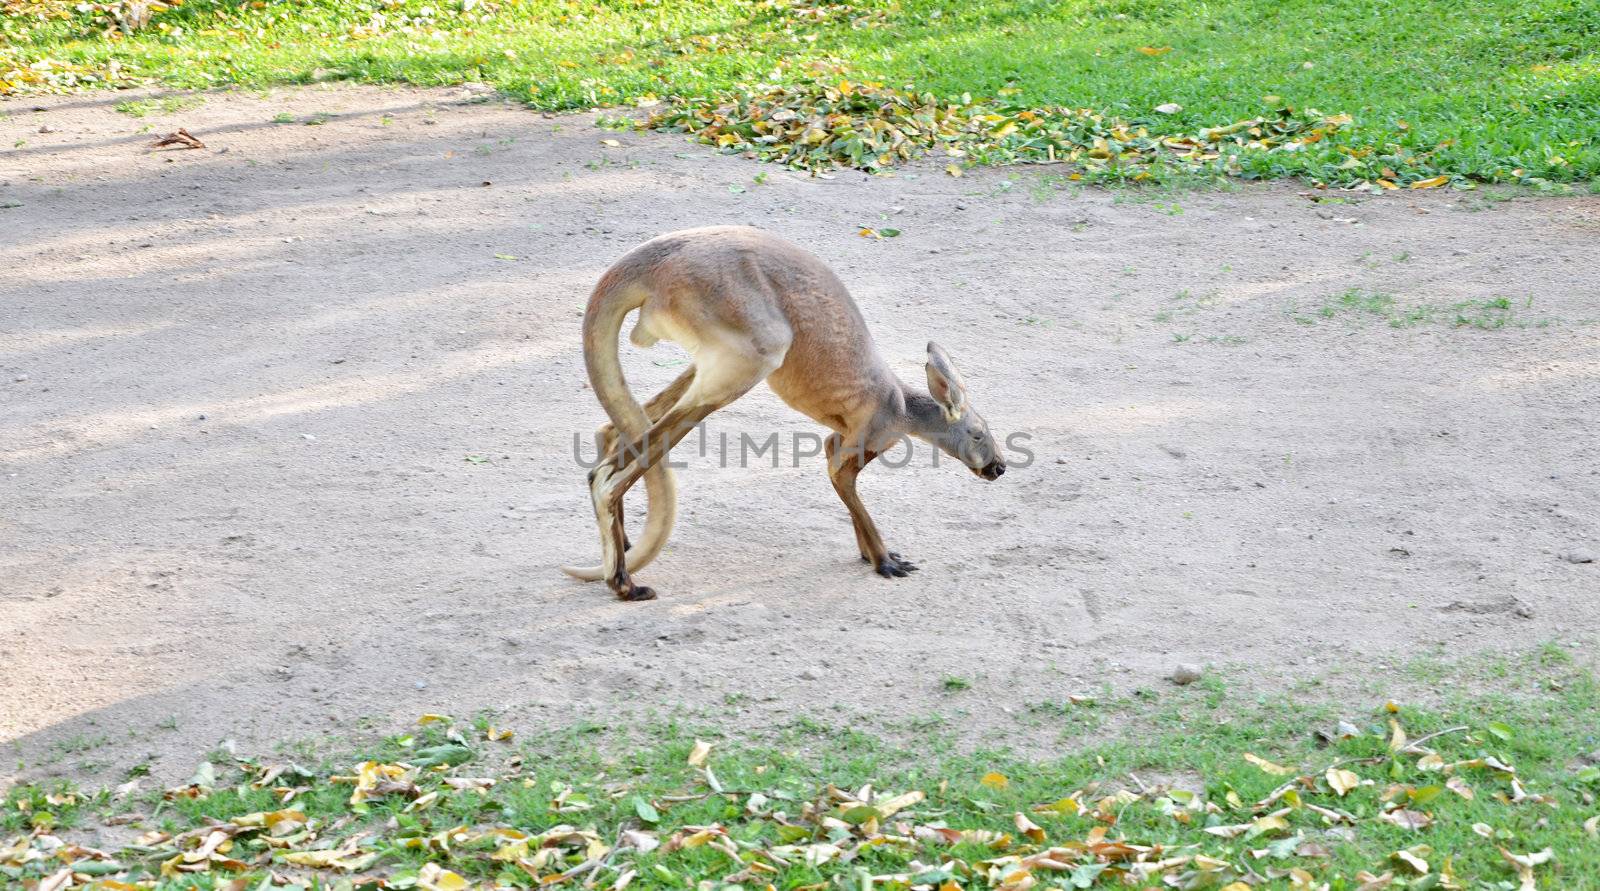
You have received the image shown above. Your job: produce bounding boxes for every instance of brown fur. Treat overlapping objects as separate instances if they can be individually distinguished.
[561,226,1005,600]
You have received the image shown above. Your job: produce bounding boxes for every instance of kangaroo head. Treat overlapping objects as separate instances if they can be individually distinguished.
[924,342,1005,481]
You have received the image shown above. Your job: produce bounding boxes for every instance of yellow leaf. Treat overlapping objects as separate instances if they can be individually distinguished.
[1221,884,1252,891]
[875,790,924,818]
[419,862,471,891]
[1409,175,1449,189]
[1137,46,1172,56]
[946,164,963,177]
[1394,846,1430,874]
[1446,777,1474,800]
[1388,719,1408,751]
[487,726,514,742]
[981,772,1009,790]
[1033,796,1080,816]
[1013,812,1046,843]
[1376,179,1399,190]
[419,714,452,725]
[687,740,713,767]
[601,138,621,147]
[1385,701,1400,713]
[1327,768,1360,796]
[1245,753,1294,776]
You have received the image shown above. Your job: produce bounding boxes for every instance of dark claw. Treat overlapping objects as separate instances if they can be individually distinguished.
[619,584,658,602]
[874,552,917,578]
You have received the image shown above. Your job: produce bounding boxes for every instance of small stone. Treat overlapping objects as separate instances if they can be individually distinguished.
[12,375,27,383]
[1562,549,1595,564]
[800,667,826,681]
[1170,663,1203,685]
[1336,720,1363,738]
[415,680,428,690]
[300,433,316,441]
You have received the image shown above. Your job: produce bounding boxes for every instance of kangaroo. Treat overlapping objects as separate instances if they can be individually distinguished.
[561,226,1006,601]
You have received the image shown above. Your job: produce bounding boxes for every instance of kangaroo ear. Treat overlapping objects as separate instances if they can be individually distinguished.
[925,341,968,421]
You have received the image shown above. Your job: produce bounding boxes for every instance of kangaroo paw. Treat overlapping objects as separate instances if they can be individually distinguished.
[618,584,658,602]
[874,552,917,578]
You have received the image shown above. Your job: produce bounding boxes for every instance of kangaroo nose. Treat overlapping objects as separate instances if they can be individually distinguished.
[982,461,1005,480]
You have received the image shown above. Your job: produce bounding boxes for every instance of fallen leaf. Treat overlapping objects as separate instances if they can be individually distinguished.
[1245,753,1294,776]
[1409,175,1449,190]
[981,772,1009,790]
[1379,808,1432,831]
[151,128,205,150]
[1393,846,1430,874]
[687,739,713,767]
[1155,103,1183,114]
[419,862,470,891]
[1499,847,1552,891]
[601,138,621,147]
[1137,46,1172,55]
[1327,768,1360,796]
[1013,812,1046,843]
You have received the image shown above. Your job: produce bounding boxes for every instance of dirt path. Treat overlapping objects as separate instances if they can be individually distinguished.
[3,85,1597,783]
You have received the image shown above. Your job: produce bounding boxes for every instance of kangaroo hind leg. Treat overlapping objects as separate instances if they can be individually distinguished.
[590,337,785,601]
[595,367,697,550]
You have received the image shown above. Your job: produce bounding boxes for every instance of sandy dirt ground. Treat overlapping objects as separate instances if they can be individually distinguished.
[2,85,1598,784]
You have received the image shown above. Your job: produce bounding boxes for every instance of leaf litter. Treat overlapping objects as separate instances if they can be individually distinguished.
[646,61,1408,186]
[1,708,1581,890]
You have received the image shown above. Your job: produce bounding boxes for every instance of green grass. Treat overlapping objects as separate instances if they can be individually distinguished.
[3,0,1597,185]
[1293,288,1556,329]
[5,651,1598,889]
[112,93,204,116]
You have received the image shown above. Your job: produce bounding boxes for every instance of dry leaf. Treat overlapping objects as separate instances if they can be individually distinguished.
[1409,175,1449,189]
[1137,46,1172,55]
[1245,753,1294,776]
[1379,808,1432,831]
[1327,768,1359,796]
[1013,812,1045,843]
[151,128,205,150]
[687,739,713,767]
[1393,846,1430,874]
[418,862,470,891]
[980,772,1009,790]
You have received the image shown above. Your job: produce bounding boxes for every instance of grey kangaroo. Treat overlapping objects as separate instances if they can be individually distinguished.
[562,226,1006,601]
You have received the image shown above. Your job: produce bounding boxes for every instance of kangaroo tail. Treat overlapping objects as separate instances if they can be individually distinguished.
[560,270,677,580]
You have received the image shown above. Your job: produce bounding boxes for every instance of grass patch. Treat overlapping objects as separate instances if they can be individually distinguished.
[5,653,1599,889]
[2,0,1597,185]
[1293,289,1559,330]
[111,94,204,117]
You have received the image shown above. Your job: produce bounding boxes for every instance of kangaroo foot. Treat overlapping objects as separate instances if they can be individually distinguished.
[617,584,657,602]
[874,552,917,578]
